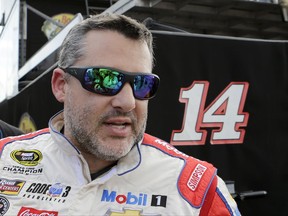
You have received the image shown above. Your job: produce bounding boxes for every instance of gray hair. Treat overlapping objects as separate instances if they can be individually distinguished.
[58,13,154,68]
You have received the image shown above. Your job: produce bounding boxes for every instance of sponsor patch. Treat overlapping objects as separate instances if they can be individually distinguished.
[101,190,148,206]
[23,182,71,203]
[10,149,43,166]
[17,207,58,216]
[187,163,207,191]
[0,178,25,196]
[0,196,10,215]
[151,195,167,207]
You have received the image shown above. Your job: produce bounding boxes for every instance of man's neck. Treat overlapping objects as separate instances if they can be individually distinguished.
[81,151,116,174]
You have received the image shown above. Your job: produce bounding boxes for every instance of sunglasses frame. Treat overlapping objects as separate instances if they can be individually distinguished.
[61,66,160,100]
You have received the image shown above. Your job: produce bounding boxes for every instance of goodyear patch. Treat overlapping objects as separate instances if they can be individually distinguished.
[22,182,71,203]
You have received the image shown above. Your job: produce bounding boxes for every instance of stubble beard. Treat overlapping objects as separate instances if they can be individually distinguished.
[64,106,147,161]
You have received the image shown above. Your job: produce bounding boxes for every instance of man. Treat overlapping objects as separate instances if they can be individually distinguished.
[0,13,241,215]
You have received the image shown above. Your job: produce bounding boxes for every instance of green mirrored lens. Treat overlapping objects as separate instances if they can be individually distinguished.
[84,68,123,94]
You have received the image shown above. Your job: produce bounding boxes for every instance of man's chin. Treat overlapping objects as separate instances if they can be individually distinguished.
[94,140,134,160]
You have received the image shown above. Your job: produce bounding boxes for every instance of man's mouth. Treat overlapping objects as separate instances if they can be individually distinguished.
[106,122,129,129]
[103,117,133,136]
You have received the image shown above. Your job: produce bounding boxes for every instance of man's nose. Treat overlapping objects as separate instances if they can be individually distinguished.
[111,83,136,112]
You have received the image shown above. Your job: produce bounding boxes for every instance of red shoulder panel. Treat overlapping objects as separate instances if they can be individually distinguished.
[143,133,190,159]
[178,157,217,208]
[0,128,50,152]
[143,133,217,207]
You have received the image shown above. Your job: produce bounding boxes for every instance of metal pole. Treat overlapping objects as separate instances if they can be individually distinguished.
[26,4,64,28]
[19,0,26,67]
[85,0,90,16]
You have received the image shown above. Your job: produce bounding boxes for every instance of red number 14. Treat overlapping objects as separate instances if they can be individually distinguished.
[171,81,249,145]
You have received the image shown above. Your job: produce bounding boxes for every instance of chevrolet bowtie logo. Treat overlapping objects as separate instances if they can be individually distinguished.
[105,208,161,216]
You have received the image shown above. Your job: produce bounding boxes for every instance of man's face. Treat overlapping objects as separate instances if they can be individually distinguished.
[63,30,152,161]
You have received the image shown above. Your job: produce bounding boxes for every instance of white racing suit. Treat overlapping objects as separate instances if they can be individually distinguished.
[0,112,241,215]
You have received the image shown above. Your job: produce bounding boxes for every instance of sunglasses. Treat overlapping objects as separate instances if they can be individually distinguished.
[62,67,160,100]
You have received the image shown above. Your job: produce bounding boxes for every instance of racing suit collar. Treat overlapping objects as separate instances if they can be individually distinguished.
[49,110,81,155]
[49,110,143,177]
[116,141,142,176]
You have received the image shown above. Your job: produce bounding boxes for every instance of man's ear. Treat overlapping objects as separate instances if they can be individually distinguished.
[51,68,66,103]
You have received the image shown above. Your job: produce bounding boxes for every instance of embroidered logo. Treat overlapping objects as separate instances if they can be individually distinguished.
[17,207,58,216]
[101,190,147,206]
[187,164,207,191]
[22,182,71,203]
[10,149,43,166]
[151,195,167,207]
[0,178,25,196]
[0,196,10,215]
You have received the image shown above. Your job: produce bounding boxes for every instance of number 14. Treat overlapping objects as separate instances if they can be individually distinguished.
[171,81,249,145]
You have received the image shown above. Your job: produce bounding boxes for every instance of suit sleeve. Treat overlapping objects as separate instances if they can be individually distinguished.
[204,176,241,216]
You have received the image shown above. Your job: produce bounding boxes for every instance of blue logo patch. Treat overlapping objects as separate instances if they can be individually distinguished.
[101,190,147,206]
